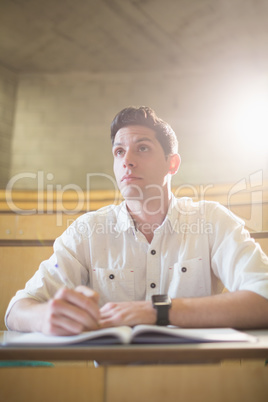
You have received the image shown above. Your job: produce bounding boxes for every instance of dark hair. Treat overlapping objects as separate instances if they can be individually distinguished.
[110,106,178,156]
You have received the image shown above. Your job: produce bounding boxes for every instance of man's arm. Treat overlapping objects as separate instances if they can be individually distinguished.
[99,290,268,329]
[6,286,100,335]
[169,290,268,329]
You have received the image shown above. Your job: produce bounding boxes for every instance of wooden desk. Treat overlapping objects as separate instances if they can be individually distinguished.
[0,329,268,364]
[0,330,268,402]
[0,364,267,402]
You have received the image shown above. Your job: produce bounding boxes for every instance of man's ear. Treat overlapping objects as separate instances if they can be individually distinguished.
[168,154,181,175]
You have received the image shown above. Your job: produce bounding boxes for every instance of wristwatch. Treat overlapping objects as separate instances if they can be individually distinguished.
[152,294,172,326]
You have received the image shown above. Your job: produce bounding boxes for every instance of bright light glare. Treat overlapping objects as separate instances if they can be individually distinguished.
[228,83,268,153]
[234,92,268,137]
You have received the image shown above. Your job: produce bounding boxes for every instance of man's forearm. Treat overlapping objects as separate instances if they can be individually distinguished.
[6,299,47,332]
[7,287,101,335]
[170,290,268,329]
[7,290,268,333]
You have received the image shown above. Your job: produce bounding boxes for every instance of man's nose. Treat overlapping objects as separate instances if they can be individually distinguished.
[123,150,136,168]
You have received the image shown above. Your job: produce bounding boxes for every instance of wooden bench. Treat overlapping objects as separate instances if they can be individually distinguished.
[0,245,53,329]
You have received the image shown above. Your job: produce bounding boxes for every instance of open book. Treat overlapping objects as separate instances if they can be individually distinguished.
[2,325,257,346]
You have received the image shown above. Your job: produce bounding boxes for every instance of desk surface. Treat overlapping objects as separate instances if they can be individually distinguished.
[0,330,268,364]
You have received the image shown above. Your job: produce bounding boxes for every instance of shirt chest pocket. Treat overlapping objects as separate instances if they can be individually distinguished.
[168,257,210,298]
[91,267,135,306]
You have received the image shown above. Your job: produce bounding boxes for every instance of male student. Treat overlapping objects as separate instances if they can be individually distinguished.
[5,106,268,335]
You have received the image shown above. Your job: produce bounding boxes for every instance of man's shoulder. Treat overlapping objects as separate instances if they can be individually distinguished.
[174,196,219,211]
[173,196,244,225]
[60,203,126,241]
[74,202,125,224]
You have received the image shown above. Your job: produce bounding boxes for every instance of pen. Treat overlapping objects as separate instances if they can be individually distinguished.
[54,263,75,289]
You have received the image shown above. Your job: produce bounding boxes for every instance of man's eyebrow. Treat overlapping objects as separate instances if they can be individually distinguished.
[113,137,153,147]
[113,141,123,147]
[136,137,154,143]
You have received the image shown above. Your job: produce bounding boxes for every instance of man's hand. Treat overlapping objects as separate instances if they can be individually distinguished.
[41,286,100,335]
[7,286,100,336]
[99,300,157,328]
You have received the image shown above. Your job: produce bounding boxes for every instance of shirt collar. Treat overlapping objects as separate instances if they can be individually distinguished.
[114,201,136,233]
[166,195,202,234]
[161,193,181,234]
[114,194,181,235]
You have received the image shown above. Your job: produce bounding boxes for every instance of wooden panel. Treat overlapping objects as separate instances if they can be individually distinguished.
[0,187,267,240]
[0,213,82,240]
[229,203,268,231]
[257,238,268,255]
[0,364,267,402]
[15,213,81,240]
[0,246,53,330]
[106,365,268,402]
[0,186,267,220]
[0,189,122,212]
[0,214,17,239]
[0,209,267,242]
[0,366,104,402]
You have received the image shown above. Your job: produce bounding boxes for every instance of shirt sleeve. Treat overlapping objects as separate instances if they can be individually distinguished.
[209,203,268,299]
[5,216,91,328]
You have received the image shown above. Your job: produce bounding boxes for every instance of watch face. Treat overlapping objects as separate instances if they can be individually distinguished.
[152,295,171,305]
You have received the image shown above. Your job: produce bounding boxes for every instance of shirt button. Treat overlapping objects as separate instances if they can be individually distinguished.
[151,249,156,255]
[181,267,187,273]
[109,274,115,279]
[150,283,156,288]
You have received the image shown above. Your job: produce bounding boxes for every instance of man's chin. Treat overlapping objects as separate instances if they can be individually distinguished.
[120,184,143,201]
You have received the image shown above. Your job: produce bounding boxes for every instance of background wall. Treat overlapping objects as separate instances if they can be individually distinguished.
[9,69,268,191]
[0,0,267,193]
[0,66,17,188]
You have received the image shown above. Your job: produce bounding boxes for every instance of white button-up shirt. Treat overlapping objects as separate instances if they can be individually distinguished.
[5,196,268,322]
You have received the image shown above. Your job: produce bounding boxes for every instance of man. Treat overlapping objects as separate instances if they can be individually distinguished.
[5,106,268,335]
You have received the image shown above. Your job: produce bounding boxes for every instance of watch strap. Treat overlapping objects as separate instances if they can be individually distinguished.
[152,295,171,326]
[156,305,170,326]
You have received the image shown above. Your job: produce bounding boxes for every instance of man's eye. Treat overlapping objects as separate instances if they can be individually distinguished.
[115,148,124,157]
[139,145,149,152]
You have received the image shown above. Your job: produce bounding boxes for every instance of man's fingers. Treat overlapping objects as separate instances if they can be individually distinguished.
[76,285,99,303]
[50,297,98,325]
[55,287,100,319]
[43,310,85,336]
[47,297,99,330]
[100,302,118,314]
[99,300,156,328]
[51,287,101,332]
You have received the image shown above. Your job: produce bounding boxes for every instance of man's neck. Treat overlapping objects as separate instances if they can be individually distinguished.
[125,190,172,243]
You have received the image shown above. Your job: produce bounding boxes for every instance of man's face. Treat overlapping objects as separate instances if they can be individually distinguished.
[113,125,173,200]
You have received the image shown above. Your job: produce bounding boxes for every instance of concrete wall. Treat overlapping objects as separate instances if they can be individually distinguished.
[3,69,268,191]
[0,66,17,188]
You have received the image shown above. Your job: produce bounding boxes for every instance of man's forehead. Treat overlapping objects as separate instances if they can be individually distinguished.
[113,125,156,145]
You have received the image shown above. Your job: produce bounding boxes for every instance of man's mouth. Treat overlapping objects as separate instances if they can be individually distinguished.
[121,175,142,183]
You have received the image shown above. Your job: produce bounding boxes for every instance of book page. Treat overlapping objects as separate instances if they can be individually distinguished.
[130,325,257,343]
[2,326,133,346]
[1,326,257,346]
